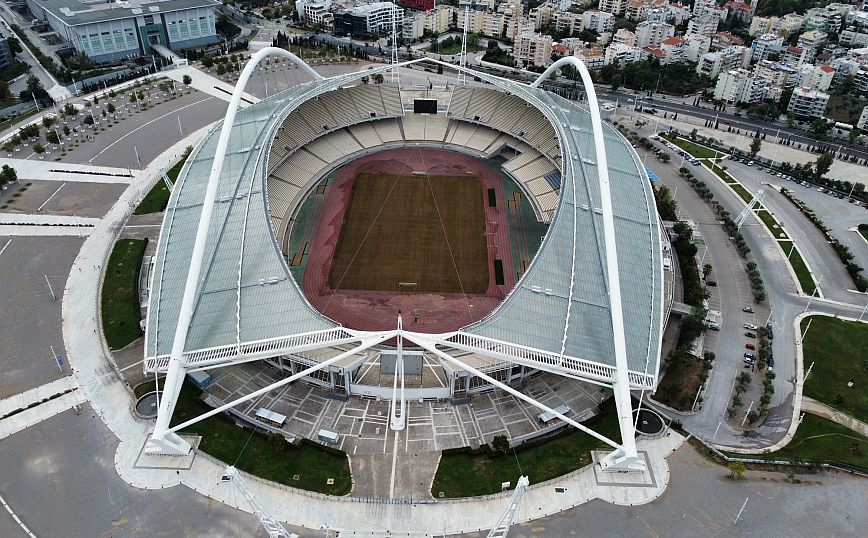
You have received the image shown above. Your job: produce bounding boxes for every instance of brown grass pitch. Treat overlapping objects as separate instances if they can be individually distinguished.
[328,173,488,293]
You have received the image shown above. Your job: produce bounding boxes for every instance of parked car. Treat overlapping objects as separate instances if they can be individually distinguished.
[745,343,756,350]
[742,306,755,313]
[706,322,721,331]
[706,279,717,286]
[743,356,755,364]
[744,352,756,360]
[744,324,758,330]
[745,331,756,338]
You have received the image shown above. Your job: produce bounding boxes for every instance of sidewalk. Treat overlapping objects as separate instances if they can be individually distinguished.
[802,397,868,437]
[0,214,99,226]
[0,157,137,184]
[0,376,77,418]
[162,66,260,106]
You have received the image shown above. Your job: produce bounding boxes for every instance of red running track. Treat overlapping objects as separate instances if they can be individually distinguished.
[301,147,516,333]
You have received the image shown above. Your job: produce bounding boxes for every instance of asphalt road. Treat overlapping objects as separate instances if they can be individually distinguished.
[0,236,81,399]
[0,405,264,537]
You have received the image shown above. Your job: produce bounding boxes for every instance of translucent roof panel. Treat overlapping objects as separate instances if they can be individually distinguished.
[463,85,662,377]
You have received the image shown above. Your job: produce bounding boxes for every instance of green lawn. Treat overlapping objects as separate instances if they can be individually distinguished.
[755,209,789,240]
[431,398,621,497]
[773,413,868,470]
[134,380,353,494]
[825,94,865,126]
[101,238,147,349]
[786,245,816,295]
[731,183,753,203]
[859,225,868,242]
[801,316,868,423]
[661,133,717,159]
[134,155,187,215]
[705,162,736,183]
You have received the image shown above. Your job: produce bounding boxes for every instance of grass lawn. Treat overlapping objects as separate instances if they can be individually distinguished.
[786,245,816,295]
[101,238,147,349]
[859,225,868,242]
[661,133,717,159]
[825,94,864,126]
[730,183,753,203]
[801,316,868,423]
[755,209,789,240]
[773,413,868,470]
[704,162,736,183]
[431,398,621,497]
[134,380,353,494]
[428,42,483,55]
[134,156,186,215]
[0,106,39,132]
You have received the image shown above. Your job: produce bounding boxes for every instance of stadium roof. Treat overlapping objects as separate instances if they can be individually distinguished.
[145,61,662,384]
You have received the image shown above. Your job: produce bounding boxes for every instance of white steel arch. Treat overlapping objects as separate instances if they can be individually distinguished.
[530,57,641,470]
[147,47,325,455]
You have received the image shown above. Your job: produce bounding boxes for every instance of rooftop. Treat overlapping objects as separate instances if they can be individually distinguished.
[28,0,219,25]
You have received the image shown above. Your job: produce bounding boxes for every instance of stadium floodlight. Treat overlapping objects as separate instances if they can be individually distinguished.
[144,50,662,475]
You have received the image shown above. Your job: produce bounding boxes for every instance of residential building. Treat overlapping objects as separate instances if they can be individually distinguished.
[683,33,711,61]
[599,0,628,16]
[711,31,743,50]
[714,68,751,102]
[750,33,783,62]
[26,0,220,63]
[529,3,556,29]
[333,2,403,38]
[660,36,685,63]
[612,28,638,47]
[582,10,616,33]
[604,41,642,64]
[574,44,606,69]
[749,14,803,36]
[625,0,669,21]
[697,44,749,77]
[688,0,725,36]
[855,68,868,92]
[857,105,868,131]
[787,86,830,118]
[403,7,450,39]
[798,30,828,51]
[723,0,755,24]
[753,59,796,89]
[635,20,674,47]
[782,46,810,67]
[795,64,836,91]
[554,11,583,36]
[667,2,692,25]
[514,31,552,67]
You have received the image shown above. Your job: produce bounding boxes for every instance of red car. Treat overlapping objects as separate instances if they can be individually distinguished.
[745,343,756,350]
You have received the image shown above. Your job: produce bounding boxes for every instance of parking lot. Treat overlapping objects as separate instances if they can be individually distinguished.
[0,236,83,399]
[0,405,264,537]
[0,180,127,218]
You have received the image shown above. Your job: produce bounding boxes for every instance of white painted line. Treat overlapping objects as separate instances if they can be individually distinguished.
[0,238,11,258]
[87,97,215,163]
[36,182,66,212]
[120,359,144,372]
[388,428,400,499]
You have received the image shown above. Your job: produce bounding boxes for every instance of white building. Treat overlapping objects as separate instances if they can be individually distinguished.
[333,2,403,38]
[857,105,868,131]
[750,33,783,62]
[795,64,836,92]
[582,10,616,33]
[714,68,773,103]
[599,0,628,16]
[296,0,332,24]
[604,42,643,64]
[26,0,219,63]
[749,14,804,36]
[612,28,638,47]
[635,21,674,48]
[787,86,830,119]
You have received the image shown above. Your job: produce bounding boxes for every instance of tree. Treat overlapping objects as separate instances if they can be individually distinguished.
[610,73,622,91]
[20,74,48,101]
[182,74,192,86]
[63,103,76,116]
[107,103,116,114]
[491,435,509,455]
[33,143,44,154]
[6,36,22,54]
[1,164,18,183]
[42,116,55,128]
[83,114,94,126]
[372,73,384,84]
[702,264,713,279]
[727,462,746,480]
[46,130,59,144]
[814,152,834,181]
[750,134,762,158]
[849,127,861,144]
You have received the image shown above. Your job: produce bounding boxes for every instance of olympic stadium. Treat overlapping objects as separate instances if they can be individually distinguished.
[142,49,669,479]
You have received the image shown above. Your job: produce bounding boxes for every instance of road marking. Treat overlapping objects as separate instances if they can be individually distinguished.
[87,96,215,164]
[0,239,11,258]
[388,427,400,499]
[36,182,66,212]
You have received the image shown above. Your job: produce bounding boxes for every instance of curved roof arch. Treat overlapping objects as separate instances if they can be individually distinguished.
[144,59,662,387]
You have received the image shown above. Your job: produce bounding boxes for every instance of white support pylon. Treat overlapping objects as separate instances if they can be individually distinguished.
[487,476,529,538]
[735,189,765,230]
[457,6,469,85]
[390,2,399,84]
[223,466,297,538]
[389,313,406,431]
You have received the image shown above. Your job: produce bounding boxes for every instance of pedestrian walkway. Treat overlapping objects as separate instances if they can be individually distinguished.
[0,390,85,440]
[0,214,100,226]
[0,225,93,236]
[0,157,138,184]
[0,376,78,418]
[802,397,868,437]
[162,66,260,106]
